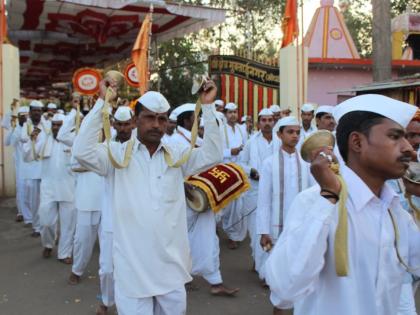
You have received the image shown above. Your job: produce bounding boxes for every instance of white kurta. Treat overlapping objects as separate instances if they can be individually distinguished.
[72,99,222,298]
[238,132,273,268]
[5,125,27,217]
[222,123,246,163]
[265,165,420,315]
[170,125,222,284]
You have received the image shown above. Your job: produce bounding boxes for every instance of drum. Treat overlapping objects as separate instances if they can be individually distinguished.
[184,163,250,213]
[185,183,210,213]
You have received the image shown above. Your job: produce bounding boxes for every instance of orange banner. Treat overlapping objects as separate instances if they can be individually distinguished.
[131,14,151,96]
[281,0,298,48]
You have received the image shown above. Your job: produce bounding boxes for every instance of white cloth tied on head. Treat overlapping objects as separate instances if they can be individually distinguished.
[47,103,57,109]
[315,105,334,116]
[259,108,274,116]
[301,103,315,112]
[114,106,133,122]
[225,102,237,111]
[333,94,418,128]
[30,100,44,108]
[137,91,170,114]
[52,113,65,122]
[273,116,300,133]
[270,104,281,113]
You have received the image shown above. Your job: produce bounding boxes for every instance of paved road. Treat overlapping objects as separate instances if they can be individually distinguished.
[0,198,272,315]
[2,197,420,315]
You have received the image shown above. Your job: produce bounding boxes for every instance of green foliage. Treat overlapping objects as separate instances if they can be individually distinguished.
[150,38,206,107]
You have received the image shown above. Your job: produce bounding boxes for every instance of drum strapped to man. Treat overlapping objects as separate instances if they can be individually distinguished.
[184,162,250,213]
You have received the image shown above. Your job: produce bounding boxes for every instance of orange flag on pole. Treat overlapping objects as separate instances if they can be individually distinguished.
[132,13,152,95]
[281,0,299,48]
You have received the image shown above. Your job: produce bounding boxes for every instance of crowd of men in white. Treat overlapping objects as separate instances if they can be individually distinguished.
[3,78,420,315]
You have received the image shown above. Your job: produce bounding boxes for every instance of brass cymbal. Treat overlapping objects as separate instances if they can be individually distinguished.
[300,130,335,162]
[404,162,420,185]
[191,74,208,95]
[105,70,125,88]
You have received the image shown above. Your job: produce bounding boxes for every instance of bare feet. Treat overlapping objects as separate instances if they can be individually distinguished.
[42,248,52,258]
[68,272,80,285]
[15,215,23,222]
[273,307,293,315]
[95,304,108,315]
[210,283,240,296]
[227,239,239,250]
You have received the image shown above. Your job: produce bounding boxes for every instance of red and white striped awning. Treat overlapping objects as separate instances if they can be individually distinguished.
[6,0,225,92]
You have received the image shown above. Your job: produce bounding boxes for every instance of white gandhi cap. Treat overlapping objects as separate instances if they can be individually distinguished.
[137,91,170,114]
[259,108,273,116]
[114,106,133,122]
[18,106,29,114]
[274,116,299,132]
[315,105,334,116]
[51,113,65,122]
[270,104,281,113]
[333,94,417,128]
[47,103,57,109]
[301,103,315,112]
[29,100,44,108]
[215,99,224,107]
[225,102,237,111]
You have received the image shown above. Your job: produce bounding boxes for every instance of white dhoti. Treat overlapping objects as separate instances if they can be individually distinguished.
[24,179,41,231]
[115,283,186,315]
[220,197,248,242]
[187,208,222,285]
[99,225,115,307]
[72,210,100,276]
[16,178,29,219]
[40,200,76,259]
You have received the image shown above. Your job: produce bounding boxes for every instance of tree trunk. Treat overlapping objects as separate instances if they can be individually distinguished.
[371,0,392,82]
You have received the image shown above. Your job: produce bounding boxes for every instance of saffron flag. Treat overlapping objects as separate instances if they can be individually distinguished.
[132,14,152,95]
[281,0,298,48]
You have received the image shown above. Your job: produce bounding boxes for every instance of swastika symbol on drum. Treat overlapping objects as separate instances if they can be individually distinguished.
[209,167,231,183]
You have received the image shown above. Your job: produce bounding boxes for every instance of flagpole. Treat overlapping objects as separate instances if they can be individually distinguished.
[300,0,305,111]
[147,4,154,92]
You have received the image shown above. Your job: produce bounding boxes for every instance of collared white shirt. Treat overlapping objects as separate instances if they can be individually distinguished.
[222,123,246,162]
[72,99,222,298]
[20,119,51,180]
[265,165,420,315]
[34,133,75,202]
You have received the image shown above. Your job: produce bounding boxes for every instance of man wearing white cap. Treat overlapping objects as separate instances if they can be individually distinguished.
[257,117,313,289]
[315,105,336,132]
[19,100,50,237]
[300,103,317,141]
[265,94,420,315]
[240,115,254,140]
[280,105,292,118]
[215,99,224,113]
[5,106,29,222]
[45,103,58,120]
[96,106,135,315]
[24,113,76,263]
[72,78,222,315]
[270,104,281,123]
[220,102,248,249]
[170,103,238,296]
[238,108,275,277]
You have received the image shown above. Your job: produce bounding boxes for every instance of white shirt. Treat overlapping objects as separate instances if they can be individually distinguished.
[72,99,222,298]
[265,165,420,315]
[5,125,25,179]
[171,126,203,148]
[32,132,75,202]
[256,149,311,240]
[222,123,246,162]
[20,119,51,180]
